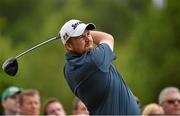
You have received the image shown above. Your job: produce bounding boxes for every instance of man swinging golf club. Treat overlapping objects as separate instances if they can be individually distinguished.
[60,19,140,115]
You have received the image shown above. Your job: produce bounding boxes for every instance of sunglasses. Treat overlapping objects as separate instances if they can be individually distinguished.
[165,99,180,104]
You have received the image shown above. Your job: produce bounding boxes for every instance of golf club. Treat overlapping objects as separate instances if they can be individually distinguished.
[2,35,60,76]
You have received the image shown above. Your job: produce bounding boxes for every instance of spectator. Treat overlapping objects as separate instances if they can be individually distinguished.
[72,97,89,115]
[159,87,180,115]
[19,89,40,115]
[43,98,66,116]
[1,86,22,115]
[142,103,164,115]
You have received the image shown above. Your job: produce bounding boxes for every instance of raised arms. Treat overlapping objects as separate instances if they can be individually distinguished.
[90,31,114,51]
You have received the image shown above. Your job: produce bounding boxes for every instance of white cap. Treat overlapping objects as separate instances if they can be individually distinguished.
[59,19,95,44]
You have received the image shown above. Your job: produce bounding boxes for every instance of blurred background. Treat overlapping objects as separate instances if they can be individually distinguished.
[0,0,180,114]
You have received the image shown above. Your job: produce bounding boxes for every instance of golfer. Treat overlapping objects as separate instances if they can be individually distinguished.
[59,19,140,115]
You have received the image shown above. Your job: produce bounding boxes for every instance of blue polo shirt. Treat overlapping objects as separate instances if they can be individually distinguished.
[64,43,140,115]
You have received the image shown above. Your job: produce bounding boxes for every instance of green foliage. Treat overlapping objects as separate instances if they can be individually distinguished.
[118,0,180,107]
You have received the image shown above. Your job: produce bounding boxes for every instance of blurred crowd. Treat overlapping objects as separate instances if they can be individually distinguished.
[1,86,180,115]
[0,86,88,116]
[141,86,180,115]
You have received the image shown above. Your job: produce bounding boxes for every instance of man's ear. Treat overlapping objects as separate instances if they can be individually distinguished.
[65,43,73,51]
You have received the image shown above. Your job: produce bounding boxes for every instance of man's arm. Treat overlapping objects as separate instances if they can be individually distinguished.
[90,31,114,51]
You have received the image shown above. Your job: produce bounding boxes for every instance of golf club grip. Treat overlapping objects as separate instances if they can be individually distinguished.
[15,36,59,59]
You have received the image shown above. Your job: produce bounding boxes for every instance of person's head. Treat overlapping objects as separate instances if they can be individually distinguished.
[19,89,40,115]
[159,87,180,115]
[142,103,164,115]
[72,97,89,115]
[59,19,95,55]
[1,86,22,115]
[43,98,66,116]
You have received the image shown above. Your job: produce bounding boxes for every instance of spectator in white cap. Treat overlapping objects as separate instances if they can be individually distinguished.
[1,86,22,115]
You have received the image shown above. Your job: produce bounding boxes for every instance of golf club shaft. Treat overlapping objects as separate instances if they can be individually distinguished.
[15,36,59,59]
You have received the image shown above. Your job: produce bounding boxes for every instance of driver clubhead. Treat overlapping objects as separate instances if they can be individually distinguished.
[2,57,18,76]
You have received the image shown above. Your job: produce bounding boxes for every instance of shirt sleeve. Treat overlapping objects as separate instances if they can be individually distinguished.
[90,43,116,72]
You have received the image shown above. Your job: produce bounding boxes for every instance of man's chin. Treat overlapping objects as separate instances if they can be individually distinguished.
[86,46,93,52]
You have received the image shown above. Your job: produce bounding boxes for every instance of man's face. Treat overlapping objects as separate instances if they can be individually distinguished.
[75,101,89,115]
[161,92,180,115]
[46,102,66,116]
[2,94,20,114]
[20,94,40,115]
[65,30,93,55]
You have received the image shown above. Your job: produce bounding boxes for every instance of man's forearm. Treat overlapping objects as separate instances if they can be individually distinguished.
[90,31,114,51]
